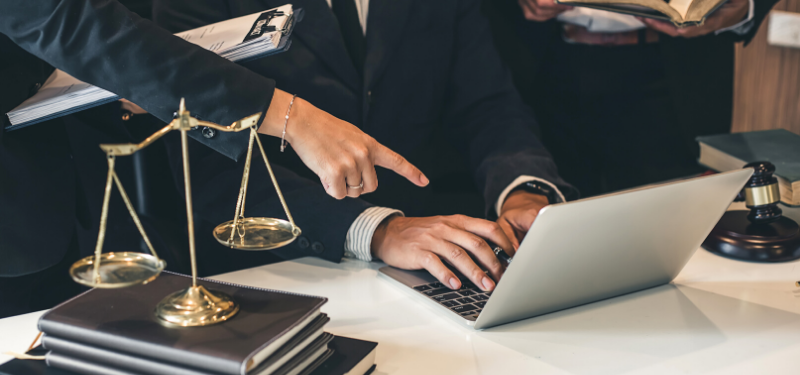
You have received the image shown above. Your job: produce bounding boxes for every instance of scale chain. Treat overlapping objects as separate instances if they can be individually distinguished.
[253,127,298,231]
[112,172,160,261]
[229,129,257,244]
[92,156,117,285]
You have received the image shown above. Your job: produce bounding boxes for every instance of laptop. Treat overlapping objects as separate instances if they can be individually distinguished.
[379,169,753,330]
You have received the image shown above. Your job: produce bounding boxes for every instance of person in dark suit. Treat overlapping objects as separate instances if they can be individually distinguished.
[0,0,426,317]
[482,0,779,197]
[154,0,578,292]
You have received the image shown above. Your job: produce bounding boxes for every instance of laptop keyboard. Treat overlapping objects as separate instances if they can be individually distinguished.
[413,281,491,321]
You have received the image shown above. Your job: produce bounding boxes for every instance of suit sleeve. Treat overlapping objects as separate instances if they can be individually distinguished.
[722,0,782,44]
[442,0,578,216]
[0,0,275,161]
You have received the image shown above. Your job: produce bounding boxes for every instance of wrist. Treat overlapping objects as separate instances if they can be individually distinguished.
[259,89,304,144]
[501,190,550,214]
[370,214,401,258]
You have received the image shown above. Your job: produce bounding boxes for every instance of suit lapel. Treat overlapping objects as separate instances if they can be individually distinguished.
[363,0,413,90]
[263,0,360,92]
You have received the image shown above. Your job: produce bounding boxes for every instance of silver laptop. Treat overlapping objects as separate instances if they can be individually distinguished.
[379,169,753,330]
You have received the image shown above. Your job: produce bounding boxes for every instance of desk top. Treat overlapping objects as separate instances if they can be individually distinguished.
[2,204,800,375]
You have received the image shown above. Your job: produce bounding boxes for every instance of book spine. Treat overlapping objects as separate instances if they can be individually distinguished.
[43,336,220,375]
[39,319,240,375]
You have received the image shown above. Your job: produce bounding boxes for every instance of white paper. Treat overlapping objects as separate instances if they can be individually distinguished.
[558,8,646,33]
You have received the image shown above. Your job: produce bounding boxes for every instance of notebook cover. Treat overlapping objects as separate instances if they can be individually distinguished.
[697,130,800,183]
[38,271,326,375]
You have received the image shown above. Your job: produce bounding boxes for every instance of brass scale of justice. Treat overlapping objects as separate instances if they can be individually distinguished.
[68,99,300,327]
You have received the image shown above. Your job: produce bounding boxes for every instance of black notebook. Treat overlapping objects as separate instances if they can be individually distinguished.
[308,336,378,375]
[37,271,327,375]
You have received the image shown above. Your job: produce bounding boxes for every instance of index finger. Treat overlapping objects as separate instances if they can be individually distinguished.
[638,17,681,37]
[457,216,516,256]
[373,143,429,187]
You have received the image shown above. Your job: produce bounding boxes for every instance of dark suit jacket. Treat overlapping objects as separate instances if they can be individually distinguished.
[483,0,781,154]
[153,0,577,264]
[0,0,282,276]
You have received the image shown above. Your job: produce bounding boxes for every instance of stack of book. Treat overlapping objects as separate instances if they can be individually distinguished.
[5,4,300,131]
[6,272,376,375]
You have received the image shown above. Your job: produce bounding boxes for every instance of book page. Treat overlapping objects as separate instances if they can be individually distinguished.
[558,0,684,22]
[684,0,728,23]
[668,0,693,19]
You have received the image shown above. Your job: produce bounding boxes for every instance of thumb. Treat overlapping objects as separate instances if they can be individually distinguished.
[373,142,429,187]
[498,217,520,252]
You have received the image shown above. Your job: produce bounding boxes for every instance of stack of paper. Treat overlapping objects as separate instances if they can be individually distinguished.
[6,4,298,131]
[174,4,295,62]
[4,70,120,128]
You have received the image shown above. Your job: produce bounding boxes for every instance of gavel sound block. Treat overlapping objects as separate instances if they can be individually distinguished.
[703,162,800,262]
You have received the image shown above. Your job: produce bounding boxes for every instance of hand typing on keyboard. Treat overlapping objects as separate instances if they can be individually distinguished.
[371,215,515,292]
[413,279,494,320]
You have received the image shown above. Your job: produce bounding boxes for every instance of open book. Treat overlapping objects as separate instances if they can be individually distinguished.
[5,4,299,131]
[556,0,728,27]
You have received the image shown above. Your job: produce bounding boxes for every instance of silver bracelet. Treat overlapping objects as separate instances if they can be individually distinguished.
[280,94,297,152]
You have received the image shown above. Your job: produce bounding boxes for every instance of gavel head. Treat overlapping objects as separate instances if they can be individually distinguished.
[743,161,782,223]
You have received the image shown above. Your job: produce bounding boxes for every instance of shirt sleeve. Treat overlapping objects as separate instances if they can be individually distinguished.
[495,176,567,217]
[715,0,755,35]
[343,207,404,261]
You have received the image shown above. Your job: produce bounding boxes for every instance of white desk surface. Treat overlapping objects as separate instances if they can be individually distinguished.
[2,205,800,375]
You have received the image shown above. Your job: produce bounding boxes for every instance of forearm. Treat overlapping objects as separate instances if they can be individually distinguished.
[0,0,275,128]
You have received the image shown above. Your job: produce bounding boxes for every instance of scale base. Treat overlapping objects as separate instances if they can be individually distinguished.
[155,285,239,327]
[70,252,165,288]
[213,217,300,250]
[703,210,800,262]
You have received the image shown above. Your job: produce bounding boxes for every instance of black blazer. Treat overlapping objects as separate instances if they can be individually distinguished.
[484,0,781,153]
[153,0,577,263]
[0,0,282,276]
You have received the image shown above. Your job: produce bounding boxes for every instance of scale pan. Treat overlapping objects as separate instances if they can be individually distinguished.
[214,217,300,250]
[70,252,166,288]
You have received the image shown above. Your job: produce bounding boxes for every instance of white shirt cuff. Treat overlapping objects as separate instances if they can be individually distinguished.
[715,0,755,35]
[344,207,404,261]
[495,176,567,216]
